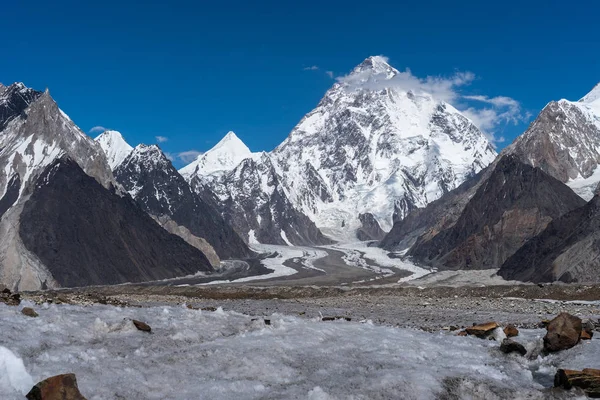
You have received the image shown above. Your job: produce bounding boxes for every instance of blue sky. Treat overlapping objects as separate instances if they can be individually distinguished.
[2,0,599,167]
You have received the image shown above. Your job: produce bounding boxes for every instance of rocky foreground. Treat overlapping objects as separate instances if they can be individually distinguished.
[2,284,600,399]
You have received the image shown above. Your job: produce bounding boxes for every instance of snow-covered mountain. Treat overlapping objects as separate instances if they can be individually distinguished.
[272,56,496,237]
[113,143,253,262]
[181,57,497,243]
[95,130,133,170]
[506,82,600,199]
[179,131,253,178]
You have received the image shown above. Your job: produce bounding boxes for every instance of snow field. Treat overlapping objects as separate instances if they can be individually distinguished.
[1,302,597,399]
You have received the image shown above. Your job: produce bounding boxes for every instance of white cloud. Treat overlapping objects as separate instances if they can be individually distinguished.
[326,71,334,79]
[462,95,531,145]
[337,67,475,103]
[176,150,203,164]
[303,65,319,71]
[89,126,107,134]
[336,57,528,144]
[155,136,168,143]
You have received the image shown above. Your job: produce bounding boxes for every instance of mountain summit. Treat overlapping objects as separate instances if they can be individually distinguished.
[95,130,133,170]
[271,56,496,238]
[180,131,253,178]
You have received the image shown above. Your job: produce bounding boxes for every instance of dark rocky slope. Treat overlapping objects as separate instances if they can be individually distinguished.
[19,157,213,287]
[114,145,252,260]
[383,155,586,271]
[499,195,600,283]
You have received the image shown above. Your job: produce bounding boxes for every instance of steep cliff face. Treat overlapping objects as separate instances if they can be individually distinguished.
[19,158,213,288]
[113,143,253,260]
[498,195,600,283]
[0,83,116,290]
[383,155,586,271]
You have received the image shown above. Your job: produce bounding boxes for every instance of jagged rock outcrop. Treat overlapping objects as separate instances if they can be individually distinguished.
[384,155,586,271]
[498,194,600,283]
[19,157,213,287]
[113,143,252,260]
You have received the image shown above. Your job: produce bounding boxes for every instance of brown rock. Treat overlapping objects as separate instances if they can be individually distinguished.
[26,373,87,400]
[582,320,595,340]
[21,307,39,318]
[503,325,519,337]
[132,319,151,333]
[555,368,600,397]
[500,338,527,356]
[457,330,468,337]
[544,313,582,352]
[465,322,499,338]
[201,306,217,312]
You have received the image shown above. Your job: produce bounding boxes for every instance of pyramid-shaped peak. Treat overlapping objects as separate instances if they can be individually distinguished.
[179,131,253,177]
[580,82,600,103]
[95,130,133,170]
[352,55,398,76]
[212,131,248,150]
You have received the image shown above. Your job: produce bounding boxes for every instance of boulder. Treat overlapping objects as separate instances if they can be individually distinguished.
[503,325,519,337]
[26,373,87,400]
[555,368,600,398]
[132,319,151,333]
[544,313,582,352]
[465,322,499,338]
[500,339,527,356]
[21,307,39,318]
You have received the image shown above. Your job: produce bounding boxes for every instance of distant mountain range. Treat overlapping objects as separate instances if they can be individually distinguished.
[1,59,599,289]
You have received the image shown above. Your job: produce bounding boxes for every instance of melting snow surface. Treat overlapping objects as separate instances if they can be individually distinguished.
[1,302,596,399]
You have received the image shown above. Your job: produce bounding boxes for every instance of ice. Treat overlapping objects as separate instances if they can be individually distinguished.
[0,346,34,397]
[0,302,595,399]
[327,241,430,282]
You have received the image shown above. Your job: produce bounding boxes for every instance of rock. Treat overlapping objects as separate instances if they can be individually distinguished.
[26,373,87,400]
[322,316,351,322]
[554,368,600,397]
[500,339,527,356]
[581,330,593,340]
[457,330,468,337]
[465,322,499,338]
[264,319,271,326]
[21,307,39,318]
[201,306,217,312]
[544,313,582,352]
[503,325,519,337]
[132,319,151,333]
[583,320,595,340]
